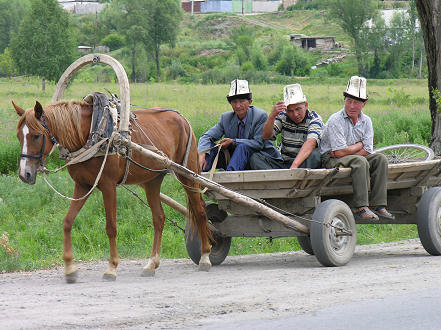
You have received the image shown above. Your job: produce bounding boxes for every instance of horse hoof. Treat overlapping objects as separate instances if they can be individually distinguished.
[65,270,79,284]
[102,273,117,282]
[140,268,155,277]
[198,263,211,272]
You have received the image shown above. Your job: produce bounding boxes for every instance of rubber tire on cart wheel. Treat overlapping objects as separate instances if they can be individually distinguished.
[185,203,231,266]
[310,199,356,267]
[297,236,314,255]
[417,187,441,255]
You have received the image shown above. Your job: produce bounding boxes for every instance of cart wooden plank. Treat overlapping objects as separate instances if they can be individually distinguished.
[202,159,441,201]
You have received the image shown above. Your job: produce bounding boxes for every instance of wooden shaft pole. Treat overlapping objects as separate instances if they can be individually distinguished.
[119,137,309,234]
[160,193,187,216]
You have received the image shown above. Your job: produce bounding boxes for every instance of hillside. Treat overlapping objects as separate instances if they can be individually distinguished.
[73,9,356,83]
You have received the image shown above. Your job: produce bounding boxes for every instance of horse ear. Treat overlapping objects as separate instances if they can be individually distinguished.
[12,100,25,116]
[34,101,43,120]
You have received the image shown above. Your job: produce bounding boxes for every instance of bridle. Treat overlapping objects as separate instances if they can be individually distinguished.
[20,113,59,166]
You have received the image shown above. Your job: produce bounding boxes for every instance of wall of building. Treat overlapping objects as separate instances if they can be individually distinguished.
[201,1,232,12]
[200,0,280,13]
[252,1,280,12]
[58,1,105,14]
[182,1,202,12]
[315,38,336,51]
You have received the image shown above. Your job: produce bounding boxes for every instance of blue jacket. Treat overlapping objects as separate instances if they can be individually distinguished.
[198,106,281,159]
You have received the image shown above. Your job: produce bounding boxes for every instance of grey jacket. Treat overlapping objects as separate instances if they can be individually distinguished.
[198,106,281,159]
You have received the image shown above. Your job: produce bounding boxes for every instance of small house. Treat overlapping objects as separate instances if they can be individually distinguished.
[290,34,337,51]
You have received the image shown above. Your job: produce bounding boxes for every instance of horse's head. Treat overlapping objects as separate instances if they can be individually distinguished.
[13,101,56,184]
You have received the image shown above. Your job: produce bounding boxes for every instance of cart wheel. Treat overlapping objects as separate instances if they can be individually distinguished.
[374,144,434,163]
[417,187,441,255]
[310,199,356,267]
[297,236,314,255]
[185,203,231,266]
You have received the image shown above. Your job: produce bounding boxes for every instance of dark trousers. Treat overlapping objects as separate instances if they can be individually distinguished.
[204,143,252,171]
[249,149,322,170]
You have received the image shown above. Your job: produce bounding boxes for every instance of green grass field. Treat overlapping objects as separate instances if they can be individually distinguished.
[0,77,432,272]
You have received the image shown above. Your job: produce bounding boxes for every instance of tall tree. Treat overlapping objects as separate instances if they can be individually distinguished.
[326,0,377,75]
[110,0,183,80]
[0,0,30,53]
[10,0,75,90]
[107,0,145,82]
[415,1,441,154]
[142,0,183,78]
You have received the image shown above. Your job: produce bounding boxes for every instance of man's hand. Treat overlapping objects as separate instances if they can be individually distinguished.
[219,137,234,149]
[199,153,207,171]
[270,101,286,119]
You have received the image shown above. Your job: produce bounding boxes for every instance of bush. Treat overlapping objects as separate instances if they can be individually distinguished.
[275,46,310,76]
[287,0,326,10]
[241,61,254,73]
[166,59,186,80]
[0,141,20,175]
[373,110,431,147]
[250,46,267,71]
[101,33,125,51]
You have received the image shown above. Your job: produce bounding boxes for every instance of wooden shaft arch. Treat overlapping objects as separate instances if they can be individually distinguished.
[52,54,130,133]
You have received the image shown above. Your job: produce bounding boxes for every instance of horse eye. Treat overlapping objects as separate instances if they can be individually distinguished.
[32,135,41,141]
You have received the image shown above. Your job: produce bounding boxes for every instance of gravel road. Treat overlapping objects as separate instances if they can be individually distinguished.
[1,238,441,329]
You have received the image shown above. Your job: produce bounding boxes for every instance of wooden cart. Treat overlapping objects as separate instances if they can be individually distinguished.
[185,158,441,267]
[51,54,441,269]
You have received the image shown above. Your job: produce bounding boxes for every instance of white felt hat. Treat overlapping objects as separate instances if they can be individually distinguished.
[227,79,252,101]
[283,84,307,106]
[343,76,368,101]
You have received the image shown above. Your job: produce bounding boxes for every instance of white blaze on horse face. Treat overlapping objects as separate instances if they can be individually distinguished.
[19,125,29,178]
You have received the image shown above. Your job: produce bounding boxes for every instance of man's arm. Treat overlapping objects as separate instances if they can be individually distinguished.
[290,138,317,169]
[332,141,369,158]
[262,101,285,140]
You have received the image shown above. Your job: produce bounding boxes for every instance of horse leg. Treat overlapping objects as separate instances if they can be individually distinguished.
[100,183,119,281]
[140,175,165,277]
[63,183,90,283]
[180,176,212,272]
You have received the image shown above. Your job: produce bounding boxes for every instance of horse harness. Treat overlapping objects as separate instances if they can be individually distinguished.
[31,91,194,186]
[20,112,59,167]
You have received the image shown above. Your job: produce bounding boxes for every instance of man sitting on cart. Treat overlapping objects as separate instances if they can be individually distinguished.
[249,83,323,170]
[198,79,281,171]
[320,76,394,220]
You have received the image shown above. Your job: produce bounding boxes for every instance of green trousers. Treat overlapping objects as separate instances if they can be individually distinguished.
[322,153,388,208]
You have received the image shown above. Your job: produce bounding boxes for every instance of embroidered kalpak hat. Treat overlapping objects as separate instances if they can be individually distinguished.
[283,84,307,106]
[343,76,368,102]
[227,79,252,102]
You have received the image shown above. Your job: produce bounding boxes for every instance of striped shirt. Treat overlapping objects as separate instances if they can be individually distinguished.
[273,109,323,160]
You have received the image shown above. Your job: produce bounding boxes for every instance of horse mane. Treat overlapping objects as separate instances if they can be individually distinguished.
[19,101,89,151]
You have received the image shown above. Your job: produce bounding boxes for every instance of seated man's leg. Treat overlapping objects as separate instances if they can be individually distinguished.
[366,153,388,207]
[324,155,370,208]
[299,148,322,169]
[226,144,252,171]
[203,144,228,171]
[249,151,286,170]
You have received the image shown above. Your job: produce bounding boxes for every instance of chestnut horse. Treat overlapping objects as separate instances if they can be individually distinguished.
[13,99,212,282]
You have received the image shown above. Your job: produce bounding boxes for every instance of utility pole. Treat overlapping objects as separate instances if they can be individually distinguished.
[191,0,194,16]
[94,10,97,51]
[242,0,244,16]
